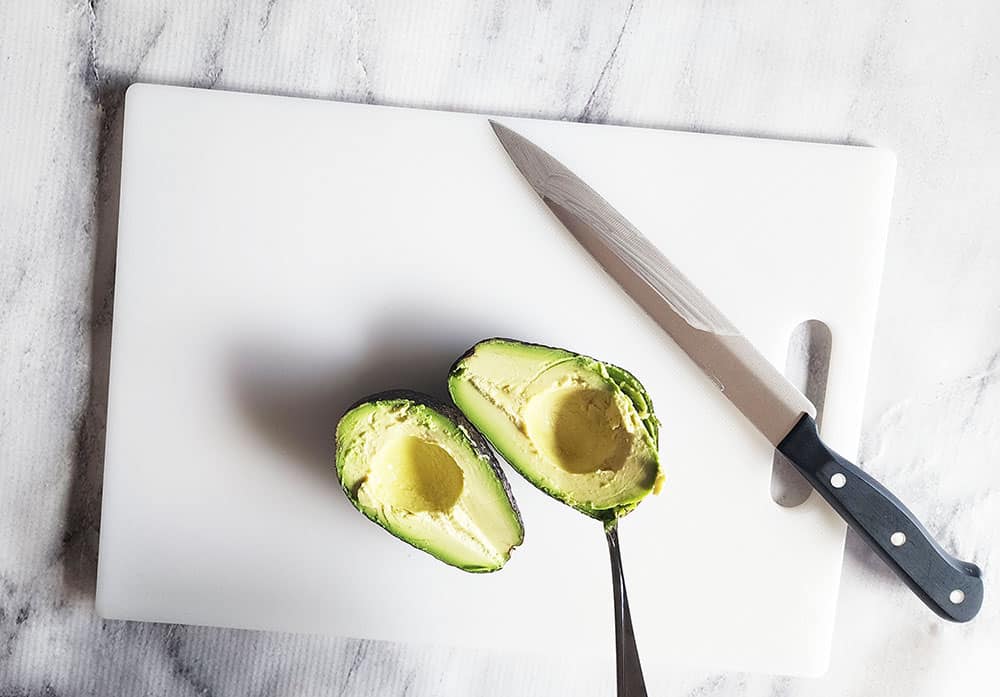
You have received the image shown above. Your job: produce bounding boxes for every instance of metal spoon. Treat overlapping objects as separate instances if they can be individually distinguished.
[606,524,648,697]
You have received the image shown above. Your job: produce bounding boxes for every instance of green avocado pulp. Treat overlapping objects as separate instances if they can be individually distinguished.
[369,436,465,513]
[335,394,524,572]
[449,339,662,520]
[523,387,629,474]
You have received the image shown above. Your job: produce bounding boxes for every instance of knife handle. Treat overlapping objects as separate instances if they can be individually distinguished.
[777,415,983,622]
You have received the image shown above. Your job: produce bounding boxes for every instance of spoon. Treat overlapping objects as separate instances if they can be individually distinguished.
[606,523,648,697]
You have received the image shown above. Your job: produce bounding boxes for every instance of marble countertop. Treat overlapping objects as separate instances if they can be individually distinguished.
[1,1,997,695]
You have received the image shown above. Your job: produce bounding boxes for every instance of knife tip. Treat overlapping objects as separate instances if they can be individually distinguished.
[488,119,507,139]
[489,120,526,162]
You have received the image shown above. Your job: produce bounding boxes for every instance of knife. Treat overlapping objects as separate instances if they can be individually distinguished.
[490,120,983,623]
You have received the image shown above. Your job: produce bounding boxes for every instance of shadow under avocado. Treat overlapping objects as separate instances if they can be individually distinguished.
[227,309,487,506]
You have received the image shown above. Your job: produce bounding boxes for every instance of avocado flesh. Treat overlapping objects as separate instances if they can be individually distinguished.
[449,339,662,520]
[336,392,524,572]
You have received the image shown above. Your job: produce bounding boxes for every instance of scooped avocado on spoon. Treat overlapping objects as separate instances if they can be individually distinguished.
[335,390,524,572]
[448,338,663,521]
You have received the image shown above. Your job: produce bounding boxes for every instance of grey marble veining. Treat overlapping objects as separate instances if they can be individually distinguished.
[2,1,998,695]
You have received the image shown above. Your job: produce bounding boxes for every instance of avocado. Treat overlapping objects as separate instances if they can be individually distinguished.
[448,339,663,521]
[335,390,524,572]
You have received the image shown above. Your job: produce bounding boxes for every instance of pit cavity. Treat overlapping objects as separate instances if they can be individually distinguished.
[370,436,464,513]
[524,386,629,474]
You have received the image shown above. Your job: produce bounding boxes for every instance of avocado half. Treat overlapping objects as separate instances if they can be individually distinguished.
[448,339,663,521]
[335,390,524,572]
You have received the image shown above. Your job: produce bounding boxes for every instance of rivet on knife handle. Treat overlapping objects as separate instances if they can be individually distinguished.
[778,415,983,622]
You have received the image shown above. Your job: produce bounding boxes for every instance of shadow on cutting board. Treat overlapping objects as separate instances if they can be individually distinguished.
[64,83,127,600]
[226,309,488,510]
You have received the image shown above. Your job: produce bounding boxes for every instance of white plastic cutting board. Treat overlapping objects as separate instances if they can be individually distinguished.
[97,84,895,677]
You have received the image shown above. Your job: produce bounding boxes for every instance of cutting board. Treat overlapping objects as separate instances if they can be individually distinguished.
[96,84,895,677]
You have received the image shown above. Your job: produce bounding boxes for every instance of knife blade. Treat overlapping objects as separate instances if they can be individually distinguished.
[490,120,983,623]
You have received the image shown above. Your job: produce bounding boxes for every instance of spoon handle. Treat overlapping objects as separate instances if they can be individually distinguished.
[606,525,648,697]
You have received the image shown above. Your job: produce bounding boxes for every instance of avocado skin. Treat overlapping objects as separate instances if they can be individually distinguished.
[448,339,662,523]
[334,389,524,571]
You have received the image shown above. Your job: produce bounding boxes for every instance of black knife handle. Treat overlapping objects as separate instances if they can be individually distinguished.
[778,415,983,622]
